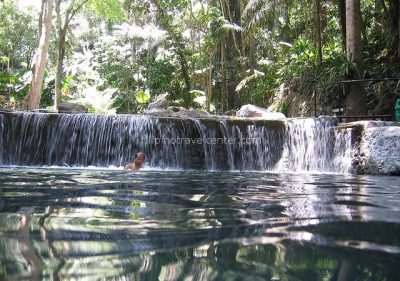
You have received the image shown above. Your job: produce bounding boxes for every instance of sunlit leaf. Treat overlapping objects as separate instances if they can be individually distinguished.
[135,89,150,104]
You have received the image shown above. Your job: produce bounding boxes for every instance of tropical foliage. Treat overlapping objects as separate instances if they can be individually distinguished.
[0,0,399,115]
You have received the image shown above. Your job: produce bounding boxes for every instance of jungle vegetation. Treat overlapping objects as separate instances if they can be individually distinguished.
[0,0,399,116]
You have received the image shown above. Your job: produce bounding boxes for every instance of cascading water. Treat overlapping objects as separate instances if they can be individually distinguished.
[275,117,340,173]
[218,119,285,171]
[331,126,356,174]
[0,111,353,173]
[191,118,219,170]
[0,112,199,169]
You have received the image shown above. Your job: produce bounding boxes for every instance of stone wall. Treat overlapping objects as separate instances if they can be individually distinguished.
[340,121,400,175]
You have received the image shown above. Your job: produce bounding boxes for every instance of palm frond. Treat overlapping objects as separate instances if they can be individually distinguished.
[236,70,265,92]
[245,3,274,32]
[222,22,244,32]
[243,0,265,19]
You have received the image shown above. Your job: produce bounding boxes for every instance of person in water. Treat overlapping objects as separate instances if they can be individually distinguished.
[125,152,145,170]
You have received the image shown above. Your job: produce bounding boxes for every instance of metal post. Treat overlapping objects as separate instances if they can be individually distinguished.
[342,82,346,107]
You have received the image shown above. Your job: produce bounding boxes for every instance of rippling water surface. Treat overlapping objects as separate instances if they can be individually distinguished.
[0,168,399,280]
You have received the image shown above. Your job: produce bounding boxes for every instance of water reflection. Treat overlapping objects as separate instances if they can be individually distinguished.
[0,168,399,280]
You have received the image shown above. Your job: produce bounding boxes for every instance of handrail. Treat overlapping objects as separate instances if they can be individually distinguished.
[312,78,400,118]
[329,77,400,84]
[337,115,392,123]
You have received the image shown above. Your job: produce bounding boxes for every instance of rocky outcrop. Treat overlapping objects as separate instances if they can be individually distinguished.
[145,106,211,118]
[236,104,286,119]
[145,104,286,120]
[148,94,169,110]
[359,126,400,175]
[343,121,400,175]
[58,103,88,113]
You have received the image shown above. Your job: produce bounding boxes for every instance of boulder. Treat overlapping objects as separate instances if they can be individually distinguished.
[358,125,400,175]
[58,103,88,113]
[145,106,211,118]
[341,121,400,175]
[236,104,286,119]
[148,93,168,110]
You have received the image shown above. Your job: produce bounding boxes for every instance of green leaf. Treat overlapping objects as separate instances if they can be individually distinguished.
[86,0,126,22]
[135,89,150,104]
[0,56,9,63]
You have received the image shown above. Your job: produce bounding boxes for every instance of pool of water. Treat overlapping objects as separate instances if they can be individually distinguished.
[0,168,399,280]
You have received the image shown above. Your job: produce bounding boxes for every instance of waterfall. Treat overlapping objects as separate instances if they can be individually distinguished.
[0,112,198,169]
[217,119,285,171]
[332,126,356,174]
[0,111,353,173]
[218,120,235,170]
[191,119,219,170]
[275,117,338,173]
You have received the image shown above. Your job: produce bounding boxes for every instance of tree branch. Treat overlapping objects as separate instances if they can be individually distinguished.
[67,0,90,26]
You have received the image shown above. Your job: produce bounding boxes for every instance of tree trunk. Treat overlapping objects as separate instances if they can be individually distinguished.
[25,0,54,110]
[345,0,366,116]
[220,40,227,113]
[220,0,242,110]
[53,0,90,110]
[54,28,67,111]
[338,0,347,51]
[388,0,399,57]
[226,33,236,110]
[177,46,192,108]
[206,57,212,112]
[38,0,45,37]
[315,0,323,63]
